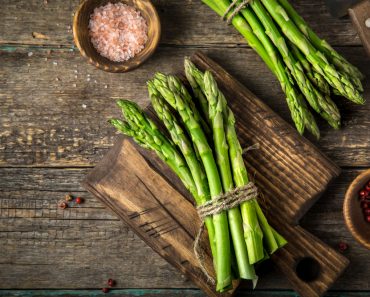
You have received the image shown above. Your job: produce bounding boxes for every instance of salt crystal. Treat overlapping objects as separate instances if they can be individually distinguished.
[82,104,87,109]
[74,70,78,73]
[72,83,77,87]
[53,61,58,66]
[87,77,91,82]
[88,2,148,62]
[104,84,108,89]
[75,75,78,79]
[28,52,33,57]
[55,77,60,81]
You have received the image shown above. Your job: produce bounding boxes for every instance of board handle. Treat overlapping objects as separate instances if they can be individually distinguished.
[348,0,370,57]
[271,224,349,297]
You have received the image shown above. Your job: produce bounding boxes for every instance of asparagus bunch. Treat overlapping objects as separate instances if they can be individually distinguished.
[109,60,287,292]
[202,0,365,138]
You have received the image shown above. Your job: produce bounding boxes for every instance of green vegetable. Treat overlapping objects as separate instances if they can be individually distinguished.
[201,0,364,137]
[203,70,256,278]
[249,0,339,130]
[278,0,364,91]
[152,73,232,292]
[147,81,217,262]
[260,0,364,105]
[109,101,197,199]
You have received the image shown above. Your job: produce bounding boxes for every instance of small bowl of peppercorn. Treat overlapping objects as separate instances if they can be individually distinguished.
[344,168,370,250]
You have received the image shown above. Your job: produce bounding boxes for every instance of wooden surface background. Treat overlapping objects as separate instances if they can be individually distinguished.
[0,0,369,296]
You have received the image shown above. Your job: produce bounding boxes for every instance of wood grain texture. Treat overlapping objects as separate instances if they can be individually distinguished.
[348,0,370,56]
[82,53,349,297]
[83,139,238,297]
[1,47,369,168]
[0,167,369,290]
[1,0,369,295]
[1,289,370,297]
[0,0,361,47]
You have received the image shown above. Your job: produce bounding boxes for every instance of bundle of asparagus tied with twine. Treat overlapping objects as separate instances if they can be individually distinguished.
[202,0,364,138]
[109,59,287,292]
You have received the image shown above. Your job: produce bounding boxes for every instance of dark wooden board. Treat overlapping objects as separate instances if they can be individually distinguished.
[82,53,349,297]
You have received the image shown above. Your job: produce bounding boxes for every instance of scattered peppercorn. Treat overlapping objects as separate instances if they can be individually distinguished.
[65,194,73,202]
[102,287,109,293]
[59,201,68,209]
[108,278,115,287]
[75,197,83,204]
[359,179,370,223]
[338,242,348,253]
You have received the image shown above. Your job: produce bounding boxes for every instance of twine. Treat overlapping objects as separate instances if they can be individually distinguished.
[222,0,251,25]
[194,182,258,284]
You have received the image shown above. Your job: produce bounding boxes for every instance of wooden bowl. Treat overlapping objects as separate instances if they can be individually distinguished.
[344,169,370,249]
[73,0,160,72]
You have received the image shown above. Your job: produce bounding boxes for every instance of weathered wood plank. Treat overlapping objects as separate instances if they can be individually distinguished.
[0,289,369,297]
[1,47,369,168]
[0,0,361,47]
[0,167,369,290]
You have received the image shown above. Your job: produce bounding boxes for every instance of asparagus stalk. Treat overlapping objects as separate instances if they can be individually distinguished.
[278,0,364,91]
[152,74,232,292]
[147,81,217,262]
[186,60,286,260]
[289,41,330,95]
[249,0,340,129]
[109,101,197,200]
[204,70,263,266]
[154,72,212,136]
[232,0,319,138]
[203,70,257,278]
[204,69,286,259]
[259,0,364,105]
[185,61,211,123]
[202,0,321,137]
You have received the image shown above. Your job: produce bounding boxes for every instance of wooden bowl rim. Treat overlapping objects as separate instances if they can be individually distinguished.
[343,168,370,249]
[73,0,161,73]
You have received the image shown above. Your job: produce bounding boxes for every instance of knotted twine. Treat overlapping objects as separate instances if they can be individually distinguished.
[222,0,251,25]
[194,182,258,284]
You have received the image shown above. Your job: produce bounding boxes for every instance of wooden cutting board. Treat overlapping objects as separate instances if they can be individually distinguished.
[82,51,349,297]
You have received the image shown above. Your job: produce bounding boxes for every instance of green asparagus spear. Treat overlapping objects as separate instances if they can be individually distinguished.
[204,69,285,260]
[147,81,217,261]
[203,70,257,278]
[109,101,197,200]
[260,0,364,105]
[232,0,320,137]
[278,0,364,91]
[184,60,211,123]
[152,74,232,292]
[154,72,212,136]
[249,0,340,129]
[202,0,320,137]
[288,40,330,95]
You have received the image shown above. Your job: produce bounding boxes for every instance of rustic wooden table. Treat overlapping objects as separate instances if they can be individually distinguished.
[1,1,369,296]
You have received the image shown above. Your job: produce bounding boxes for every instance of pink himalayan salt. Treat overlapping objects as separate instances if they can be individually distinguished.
[89,2,148,62]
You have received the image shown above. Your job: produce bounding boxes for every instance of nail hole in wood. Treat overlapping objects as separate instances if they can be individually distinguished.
[295,257,321,282]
